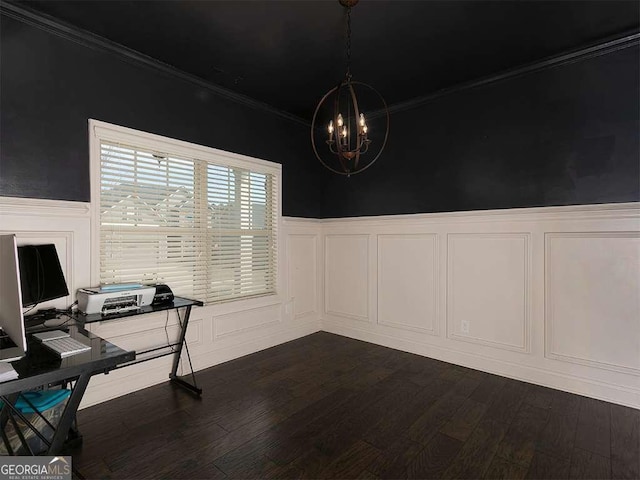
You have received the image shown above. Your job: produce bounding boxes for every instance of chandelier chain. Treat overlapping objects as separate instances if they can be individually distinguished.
[346,7,352,80]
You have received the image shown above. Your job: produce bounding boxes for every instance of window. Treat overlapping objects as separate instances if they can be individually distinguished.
[91,121,280,304]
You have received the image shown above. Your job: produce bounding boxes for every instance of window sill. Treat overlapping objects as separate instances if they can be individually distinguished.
[201,293,282,316]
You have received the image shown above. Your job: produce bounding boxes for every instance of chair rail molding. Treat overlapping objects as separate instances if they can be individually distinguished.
[0,196,90,217]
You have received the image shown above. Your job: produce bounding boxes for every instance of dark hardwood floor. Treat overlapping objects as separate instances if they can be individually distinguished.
[68,332,640,479]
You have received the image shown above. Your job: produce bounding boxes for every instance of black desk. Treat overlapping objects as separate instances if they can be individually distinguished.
[1,297,202,456]
[0,326,134,455]
[72,297,204,395]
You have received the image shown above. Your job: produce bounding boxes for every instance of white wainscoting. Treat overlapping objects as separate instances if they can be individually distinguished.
[2,196,639,409]
[321,203,640,409]
[0,197,322,408]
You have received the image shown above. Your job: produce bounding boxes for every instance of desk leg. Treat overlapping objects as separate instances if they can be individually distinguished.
[47,373,91,454]
[1,394,21,454]
[0,393,18,431]
[169,305,202,396]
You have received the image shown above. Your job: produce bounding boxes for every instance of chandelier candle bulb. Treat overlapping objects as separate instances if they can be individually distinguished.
[337,114,344,127]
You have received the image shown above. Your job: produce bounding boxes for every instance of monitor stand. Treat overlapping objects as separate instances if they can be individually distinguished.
[0,328,24,362]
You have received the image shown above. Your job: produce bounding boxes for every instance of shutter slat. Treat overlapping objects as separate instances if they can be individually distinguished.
[100,140,277,304]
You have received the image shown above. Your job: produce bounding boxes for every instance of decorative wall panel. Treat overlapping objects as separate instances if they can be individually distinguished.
[447,233,530,352]
[288,234,318,319]
[378,234,439,334]
[546,232,640,375]
[325,234,370,321]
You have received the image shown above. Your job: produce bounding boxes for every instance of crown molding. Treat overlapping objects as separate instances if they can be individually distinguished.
[2,2,638,123]
[0,1,310,127]
[379,29,640,117]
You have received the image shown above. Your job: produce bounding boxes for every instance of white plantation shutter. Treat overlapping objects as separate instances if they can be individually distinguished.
[99,141,277,304]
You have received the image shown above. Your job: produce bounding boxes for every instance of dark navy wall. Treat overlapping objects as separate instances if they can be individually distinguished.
[321,46,640,217]
[2,13,638,220]
[0,14,324,218]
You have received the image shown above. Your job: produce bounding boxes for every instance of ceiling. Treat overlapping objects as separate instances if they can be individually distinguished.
[17,0,640,121]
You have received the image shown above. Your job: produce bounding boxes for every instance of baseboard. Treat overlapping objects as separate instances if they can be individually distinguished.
[322,320,640,409]
[191,318,321,373]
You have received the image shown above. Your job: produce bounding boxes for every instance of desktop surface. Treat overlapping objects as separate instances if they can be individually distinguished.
[0,326,135,394]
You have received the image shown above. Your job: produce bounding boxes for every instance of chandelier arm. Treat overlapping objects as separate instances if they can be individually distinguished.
[353,147,361,170]
[311,84,347,175]
[333,80,343,147]
[327,142,339,155]
[341,81,390,175]
[311,81,351,176]
[336,148,350,173]
[347,80,361,139]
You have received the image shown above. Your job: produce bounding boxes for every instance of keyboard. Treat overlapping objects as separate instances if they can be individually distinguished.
[41,336,91,358]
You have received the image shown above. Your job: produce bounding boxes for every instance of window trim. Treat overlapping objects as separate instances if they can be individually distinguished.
[89,119,283,308]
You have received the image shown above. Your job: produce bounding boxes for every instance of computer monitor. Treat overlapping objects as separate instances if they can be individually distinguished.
[0,234,27,361]
[18,244,69,307]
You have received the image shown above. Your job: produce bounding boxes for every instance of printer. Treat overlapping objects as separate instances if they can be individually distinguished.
[77,284,155,315]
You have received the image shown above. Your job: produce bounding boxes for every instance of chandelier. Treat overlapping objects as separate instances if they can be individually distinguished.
[311,0,389,177]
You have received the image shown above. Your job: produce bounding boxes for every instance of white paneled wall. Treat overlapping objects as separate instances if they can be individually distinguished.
[545,232,640,375]
[321,203,640,409]
[0,197,322,408]
[446,233,530,352]
[2,196,639,409]
[287,232,320,320]
[325,235,370,322]
[378,234,439,335]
